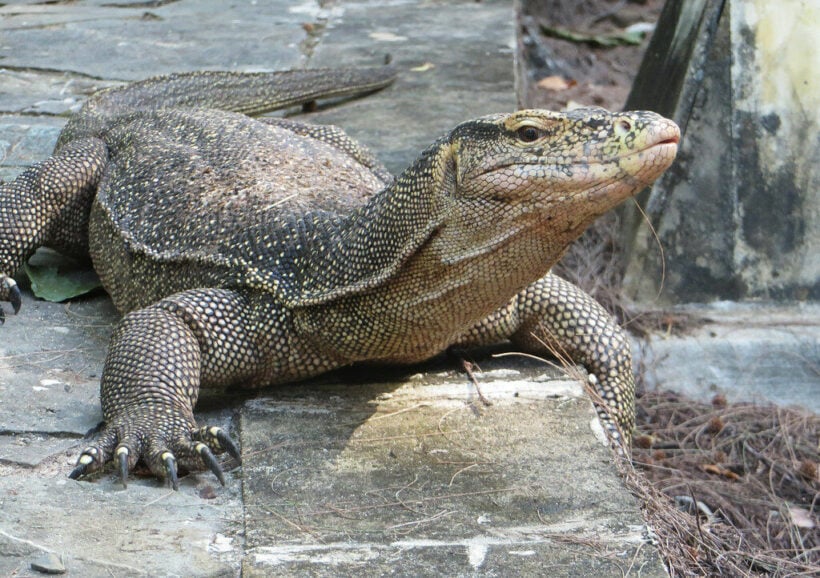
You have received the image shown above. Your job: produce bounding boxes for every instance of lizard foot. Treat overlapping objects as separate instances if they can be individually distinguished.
[68,410,241,490]
[0,276,22,323]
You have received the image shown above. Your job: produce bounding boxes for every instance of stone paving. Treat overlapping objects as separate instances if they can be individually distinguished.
[0,1,665,576]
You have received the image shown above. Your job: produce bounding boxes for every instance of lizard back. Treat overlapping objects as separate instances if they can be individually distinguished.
[89,108,387,312]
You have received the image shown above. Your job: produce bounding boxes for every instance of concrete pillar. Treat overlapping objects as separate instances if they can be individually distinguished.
[621,0,819,304]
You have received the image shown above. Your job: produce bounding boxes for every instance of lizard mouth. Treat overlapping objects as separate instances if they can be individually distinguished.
[633,126,680,155]
[644,134,680,153]
[630,136,679,167]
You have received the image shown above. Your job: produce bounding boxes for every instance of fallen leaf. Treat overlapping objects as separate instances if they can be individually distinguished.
[787,505,815,529]
[199,485,218,500]
[540,24,648,47]
[411,62,436,72]
[24,253,102,303]
[537,75,574,91]
[798,459,818,481]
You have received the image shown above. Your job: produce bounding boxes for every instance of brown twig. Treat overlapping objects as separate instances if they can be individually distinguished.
[459,358,493,407]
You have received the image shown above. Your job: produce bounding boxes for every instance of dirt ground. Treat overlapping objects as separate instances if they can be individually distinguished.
[520,1,819,575]
[520,0,665,112]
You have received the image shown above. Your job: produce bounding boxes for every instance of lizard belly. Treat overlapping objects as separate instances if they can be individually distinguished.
[293,226,556,366]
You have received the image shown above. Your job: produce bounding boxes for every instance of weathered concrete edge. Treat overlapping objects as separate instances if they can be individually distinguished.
[244,519,649,567]
[633,301,819,413]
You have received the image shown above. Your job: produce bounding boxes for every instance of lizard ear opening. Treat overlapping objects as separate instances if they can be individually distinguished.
[436,140,460,197]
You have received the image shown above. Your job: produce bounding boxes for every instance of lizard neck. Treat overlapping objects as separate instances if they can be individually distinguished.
[357,205,565,363]
[295,141,568,364]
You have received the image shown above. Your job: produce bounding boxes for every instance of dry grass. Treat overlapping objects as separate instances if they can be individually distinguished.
[626,390,819,576]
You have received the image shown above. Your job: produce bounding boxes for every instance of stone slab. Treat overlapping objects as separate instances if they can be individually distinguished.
[0,463,242,577]
[308,0,516,172]
[0,434,82,468]
[0,0,309,79]
[0,289,114,437]
[240,361,664,577]
[0,118,64,182]
[636,302,820,412]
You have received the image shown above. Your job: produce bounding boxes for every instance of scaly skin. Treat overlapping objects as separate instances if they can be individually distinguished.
[0,67,678,488]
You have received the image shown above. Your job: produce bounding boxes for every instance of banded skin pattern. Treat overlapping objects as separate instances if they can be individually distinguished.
[0,66,679,488]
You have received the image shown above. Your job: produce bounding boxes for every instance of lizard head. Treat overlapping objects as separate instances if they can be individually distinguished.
[429,107,679,268]
[450,107,679,213]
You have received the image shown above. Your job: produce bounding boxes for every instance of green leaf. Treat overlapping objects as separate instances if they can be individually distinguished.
[540,25,647,48]
[24,261,102,302]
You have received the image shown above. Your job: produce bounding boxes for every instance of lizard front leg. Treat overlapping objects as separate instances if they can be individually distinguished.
[69,288,273,489]
[0,138,107,319]
[453,273,635,445]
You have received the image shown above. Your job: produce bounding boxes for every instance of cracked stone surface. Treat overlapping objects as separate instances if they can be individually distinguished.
[239,358,661,577]
[0,1,665,576]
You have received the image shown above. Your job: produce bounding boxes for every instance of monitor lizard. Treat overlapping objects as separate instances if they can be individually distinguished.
[0,66,679,489]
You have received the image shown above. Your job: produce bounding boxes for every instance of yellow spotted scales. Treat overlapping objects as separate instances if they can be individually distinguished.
[0,67,679,488]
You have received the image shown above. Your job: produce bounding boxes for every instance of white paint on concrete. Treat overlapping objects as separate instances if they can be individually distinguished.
[249,522,653,567]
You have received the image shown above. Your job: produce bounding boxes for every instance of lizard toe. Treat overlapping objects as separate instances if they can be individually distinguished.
[195,442,226,486]
[162,452,179,491]
[135,422,238,489]
[139,445,183,491]
[68,428,121,481]
[117,446,130,487]
[68,447,102,481]
[193,425,241,464]
[9,280,21,314]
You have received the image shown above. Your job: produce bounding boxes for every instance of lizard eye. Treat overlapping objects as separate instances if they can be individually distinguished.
[516,126,543,143]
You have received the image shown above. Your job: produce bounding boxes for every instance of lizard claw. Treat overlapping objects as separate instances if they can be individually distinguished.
[0,277,22,324]
[117,446,130,488]
[195,443,226,486]
[9,280,21,314]
[163,452,179,491]
[68,447,101,480]
[193,425,242,464]
[68,414,240,490]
